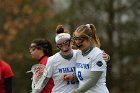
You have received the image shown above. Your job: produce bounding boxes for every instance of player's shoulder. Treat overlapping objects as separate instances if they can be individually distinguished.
[72,49,80,53]
[87,47,103,60]
[93,47,102,53]
[48,52,66,64]
[91,47,103,56]
[0,60,13,75]
[92,48,107,65]
[48,52,60,62]
[0,60,11,68]
[72,49,83,58]
[72,49,82,54]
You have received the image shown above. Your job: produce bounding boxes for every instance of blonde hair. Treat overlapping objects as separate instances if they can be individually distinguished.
[74,24,100,47]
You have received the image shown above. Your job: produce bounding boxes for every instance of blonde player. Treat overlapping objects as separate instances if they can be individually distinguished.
[63,24,109,93]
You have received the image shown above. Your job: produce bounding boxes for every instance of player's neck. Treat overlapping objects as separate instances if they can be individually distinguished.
[60,50,73,60]
[82,44,93,56]
[38,53,45,61]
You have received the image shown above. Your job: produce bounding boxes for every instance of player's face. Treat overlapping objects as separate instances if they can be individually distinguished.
[72,32,91,51]
[29,43,42,60]
[56,38,71,55]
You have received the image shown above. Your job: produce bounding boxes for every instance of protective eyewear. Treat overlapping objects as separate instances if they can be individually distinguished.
[56,39,70,49]
[29,45,37,49]
[29,45,39,52]
[72,36,88,43]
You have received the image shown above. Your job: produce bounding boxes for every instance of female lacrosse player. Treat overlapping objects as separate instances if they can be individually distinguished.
[32,25,81,93]
[29,38,54,93]
[32,25,110,93]
[71,24,109,93]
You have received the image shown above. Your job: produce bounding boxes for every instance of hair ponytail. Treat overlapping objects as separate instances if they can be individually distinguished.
[90,24,100,47]
[74,24,100,48]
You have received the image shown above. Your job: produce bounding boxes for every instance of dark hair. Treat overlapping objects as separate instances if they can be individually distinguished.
[32,38,53,56]
[56,25,69,34]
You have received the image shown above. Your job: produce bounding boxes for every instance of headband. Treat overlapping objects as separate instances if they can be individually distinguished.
[55,33,71,43]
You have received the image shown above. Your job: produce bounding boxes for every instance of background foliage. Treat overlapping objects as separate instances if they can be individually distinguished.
[0,0,140,93]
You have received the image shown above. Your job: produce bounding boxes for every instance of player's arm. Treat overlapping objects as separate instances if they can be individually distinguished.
[4,77,13,93]
[72,71,102,93]
[102,50,110,61]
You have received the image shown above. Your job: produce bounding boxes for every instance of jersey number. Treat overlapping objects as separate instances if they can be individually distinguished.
[67,80,76,85]
[78,71,83,80]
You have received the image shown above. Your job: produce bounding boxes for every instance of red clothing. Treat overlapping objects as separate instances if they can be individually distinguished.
[39,56,54,93]
[0,60,14,93]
